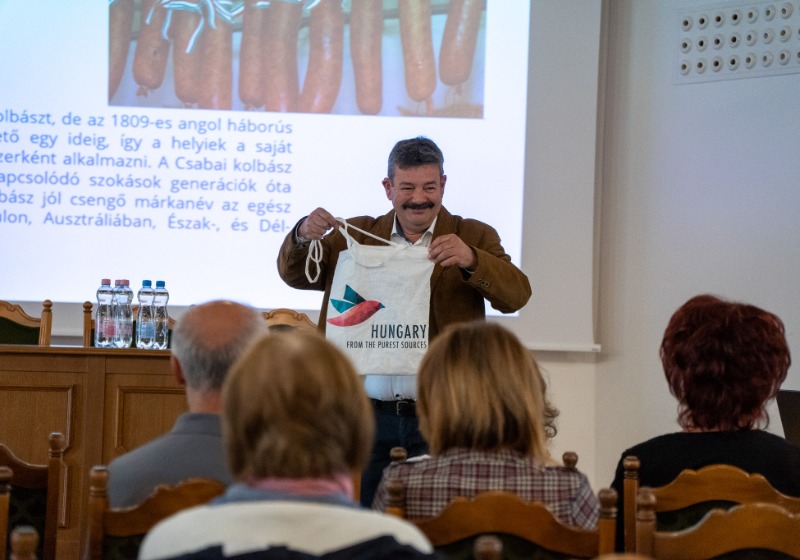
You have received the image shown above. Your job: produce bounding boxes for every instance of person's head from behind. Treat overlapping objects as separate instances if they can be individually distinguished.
[417,321,555,462]
[383,137,447,237]
[223,331,374,481]
[661,294,791,431]
[170,300,268,407]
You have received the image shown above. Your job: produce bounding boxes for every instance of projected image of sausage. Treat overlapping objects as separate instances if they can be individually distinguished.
[349,0,383,115]
[200,18,233,110]
[133,0,170,97]
[238,1,268,109]
[170,10,203,107]
[299,0,344,113]
[439,0,484,86]
[109,0,134,101]
[398,0,437,114]
[263,0,303,112]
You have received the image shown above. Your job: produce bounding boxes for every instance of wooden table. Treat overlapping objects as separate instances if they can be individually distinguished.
[0,345,187,560]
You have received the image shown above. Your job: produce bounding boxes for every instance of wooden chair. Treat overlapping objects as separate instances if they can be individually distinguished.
[84,465,225,560]
[636,486,800,559]
[9,525,38,560]
[0,433,65,560]
[82,302,177,348]
[384,451,618,560]
[1,466,11,560]
[262,308,317,332]
[622,455,800,552]
[0,301,52,346]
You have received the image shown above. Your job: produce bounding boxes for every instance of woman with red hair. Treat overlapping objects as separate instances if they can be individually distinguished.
[610,294,800,549]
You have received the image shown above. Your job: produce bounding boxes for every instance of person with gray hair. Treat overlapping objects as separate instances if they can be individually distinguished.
[107,300,268,507]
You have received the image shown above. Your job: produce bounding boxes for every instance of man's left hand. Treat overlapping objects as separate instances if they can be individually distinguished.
[428,234,477,270]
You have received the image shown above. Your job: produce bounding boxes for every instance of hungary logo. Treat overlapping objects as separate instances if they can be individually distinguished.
[327,285,385,327]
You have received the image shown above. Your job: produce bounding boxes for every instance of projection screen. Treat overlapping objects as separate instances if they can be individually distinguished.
[0,0,601,351]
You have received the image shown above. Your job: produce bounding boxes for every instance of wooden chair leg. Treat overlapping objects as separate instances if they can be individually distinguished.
[10,526,39,560]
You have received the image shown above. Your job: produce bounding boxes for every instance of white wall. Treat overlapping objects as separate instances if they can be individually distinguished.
[593,0,800,486]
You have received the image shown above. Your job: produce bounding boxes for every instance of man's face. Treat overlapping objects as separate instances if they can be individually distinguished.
[382,163,446,236]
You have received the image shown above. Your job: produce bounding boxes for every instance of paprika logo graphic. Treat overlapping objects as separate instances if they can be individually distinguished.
[327,285,385,327]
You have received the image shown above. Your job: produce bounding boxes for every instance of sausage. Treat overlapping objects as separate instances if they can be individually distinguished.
[439,0,484,86]
[327,301,384,327]
[169,10,203,106]
[263,0,303,112]
[299,0,344,113]
[199,18,233,110]
[238,2,268,109]
[398,0,437,108]
[109,0,134,100]
[133,0,170,96]
[349,0,383,115]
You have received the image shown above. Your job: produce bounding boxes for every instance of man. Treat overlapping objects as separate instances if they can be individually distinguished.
[107,300,268,507]
[277,136,532,506]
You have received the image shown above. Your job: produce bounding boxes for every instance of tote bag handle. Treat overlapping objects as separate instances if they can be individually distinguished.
[305,218,411,283]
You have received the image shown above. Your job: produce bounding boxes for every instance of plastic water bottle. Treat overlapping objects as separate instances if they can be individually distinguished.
[113,279,134,348]
[153,280,170,350]
[94,279,115,348]
[136,280,156,349]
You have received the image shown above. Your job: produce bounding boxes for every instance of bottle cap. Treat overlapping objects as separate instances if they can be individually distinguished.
[156,280,166,288]
[121,279,129,285]
[142,280,152,287]
[101,278,111,285]
[114,279,122,286]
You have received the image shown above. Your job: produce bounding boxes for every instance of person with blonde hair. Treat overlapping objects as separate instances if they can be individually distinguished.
[139,330,435,560]
[373,321,599,529]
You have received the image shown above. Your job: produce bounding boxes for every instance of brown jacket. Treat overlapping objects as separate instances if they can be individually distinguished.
[276,207,532,339]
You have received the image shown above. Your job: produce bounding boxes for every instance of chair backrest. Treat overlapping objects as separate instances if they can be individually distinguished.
[0,433,65,560]
[262,308,317,332]
[636,486,800,559]
[82,302,177,348]
[622,455,800,552]
[384,461,618,560]
[9,526,38,560]
[1,467,11,560]
[415,489,617,559]
[0,301,52,346]
[84,465,226,560]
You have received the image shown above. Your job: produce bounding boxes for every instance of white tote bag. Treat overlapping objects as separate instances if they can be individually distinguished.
[313,221,434,375]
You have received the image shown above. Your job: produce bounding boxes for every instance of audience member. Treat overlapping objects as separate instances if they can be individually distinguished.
[610,294,800,549]
[107,300,267,507]
[139,330,435,560]
[372,321,599,529]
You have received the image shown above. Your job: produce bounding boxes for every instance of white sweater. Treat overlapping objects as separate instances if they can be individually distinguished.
[138,500,432,560]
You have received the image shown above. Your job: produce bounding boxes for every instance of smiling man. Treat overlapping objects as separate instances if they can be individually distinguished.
[276,136,531,507]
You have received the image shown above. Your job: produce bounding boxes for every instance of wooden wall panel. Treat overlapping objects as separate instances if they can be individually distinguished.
[103,380,186,463]
[0,346,183,560]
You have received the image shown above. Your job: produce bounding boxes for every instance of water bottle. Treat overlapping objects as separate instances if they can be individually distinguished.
[153,280,170,350]
[113,279,134,348]
[94,279,115,348]
[136,280,156,349]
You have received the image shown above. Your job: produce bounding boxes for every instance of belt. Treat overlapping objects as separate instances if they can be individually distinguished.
[371,398,416,417]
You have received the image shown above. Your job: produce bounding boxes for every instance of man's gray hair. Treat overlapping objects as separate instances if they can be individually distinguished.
[170,302,268,393]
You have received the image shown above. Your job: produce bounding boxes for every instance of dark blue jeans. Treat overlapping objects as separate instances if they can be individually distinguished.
[359,408,428,508]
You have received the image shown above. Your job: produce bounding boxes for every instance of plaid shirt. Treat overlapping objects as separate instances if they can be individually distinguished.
[372,447,599,529]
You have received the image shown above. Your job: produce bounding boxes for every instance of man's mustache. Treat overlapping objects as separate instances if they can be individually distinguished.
[403,202,435,210]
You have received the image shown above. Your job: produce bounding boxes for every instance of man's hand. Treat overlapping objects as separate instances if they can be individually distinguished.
[428,234,477,270]
[298,208,339,240]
